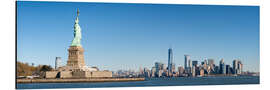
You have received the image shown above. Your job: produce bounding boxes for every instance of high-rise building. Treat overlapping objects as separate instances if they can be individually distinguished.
[201,62,205,65]
[168,48,173,76]
[237,61,243,74]
[155,62,162,71]
[219,59,226,74]
[191,66,196,77]
[208,59,214,67]
[204,59,208,66]
[172,63,176,73]
[184,55,192,76]
[184,55,190,69]
[155,62,164,77]
[233,59,243,75]
[188,59,192,68]
[233,60,240,74]
[139,67,143,75]
[214,66,219,74]
[192,61,198,67]
[144,68,151,78]
[208,59,214,65]
[157,70,163,77]
[226,65,232,74]
[199,69,204,76]
[208,59,215,73]
[187,60,192,75]
[55,57,61,69]
[151,67,156,77]
[162,64,167,72]
[205,65,211,75]
[178,66,185,76]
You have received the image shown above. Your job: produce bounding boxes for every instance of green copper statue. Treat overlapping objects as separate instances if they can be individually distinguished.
[71,9,82,46]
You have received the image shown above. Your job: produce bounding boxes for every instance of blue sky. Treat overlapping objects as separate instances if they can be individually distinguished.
[17,1,259,72]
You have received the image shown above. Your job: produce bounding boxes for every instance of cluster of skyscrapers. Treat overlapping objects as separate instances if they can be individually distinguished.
[140,48,244,78]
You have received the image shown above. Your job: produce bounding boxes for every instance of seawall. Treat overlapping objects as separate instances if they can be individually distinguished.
[17,78,145,83]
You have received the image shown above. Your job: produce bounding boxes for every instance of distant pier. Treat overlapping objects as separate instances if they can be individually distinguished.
[17,78,145,83]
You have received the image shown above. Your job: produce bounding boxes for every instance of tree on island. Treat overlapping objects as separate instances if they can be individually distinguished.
[40,65,53,71]
[17,61,54,77]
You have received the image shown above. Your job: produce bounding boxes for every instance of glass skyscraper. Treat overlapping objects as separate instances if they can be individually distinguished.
[219,59,226,74]
[184,55,190,69]
[168,48,173,76]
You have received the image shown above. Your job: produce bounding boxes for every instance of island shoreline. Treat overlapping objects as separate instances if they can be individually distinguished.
[17,78,145,83]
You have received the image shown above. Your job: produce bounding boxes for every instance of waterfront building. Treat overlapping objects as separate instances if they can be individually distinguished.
[201,61,206,69]
[139,67,143,76]
[194,66,200,76]
[154,62,164,76]
[162,64,167,72]
[184,55,190,69]
[192,61,198,67]
[185,67,191,76]
[189,59,192,68]
[237,61,243,74]
[219,59,226,74]
[157,70,163,77]
[208,59,215,69]
[172,63,176,73]
[55,57,61,69]
[178,66,185,76]
[163,70,168,77]
[151,67,156,77]
[208,59,214,66]
[205,65,211,75]
[202,59,207,70]
[199,69,205,76]
[233,60,238,74]
[173,73,178,77]
[155,62,164,71]
[214,66,219,74]
[226,65,232,74]
[144,71,150,78]
[233,60,242,74]
[144,68,151,78]
[191,66,196,77]
[204,59,208,66]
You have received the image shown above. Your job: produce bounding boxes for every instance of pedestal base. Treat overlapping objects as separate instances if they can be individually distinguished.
[67,46,85,69]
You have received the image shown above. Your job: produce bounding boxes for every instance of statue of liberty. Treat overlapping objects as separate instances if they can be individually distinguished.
[71,9,82,46]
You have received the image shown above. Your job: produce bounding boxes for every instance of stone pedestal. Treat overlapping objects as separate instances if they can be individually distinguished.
[67,46,85,69]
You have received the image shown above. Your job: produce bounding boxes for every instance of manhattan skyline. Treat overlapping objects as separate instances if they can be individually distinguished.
[17,1,259,72]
